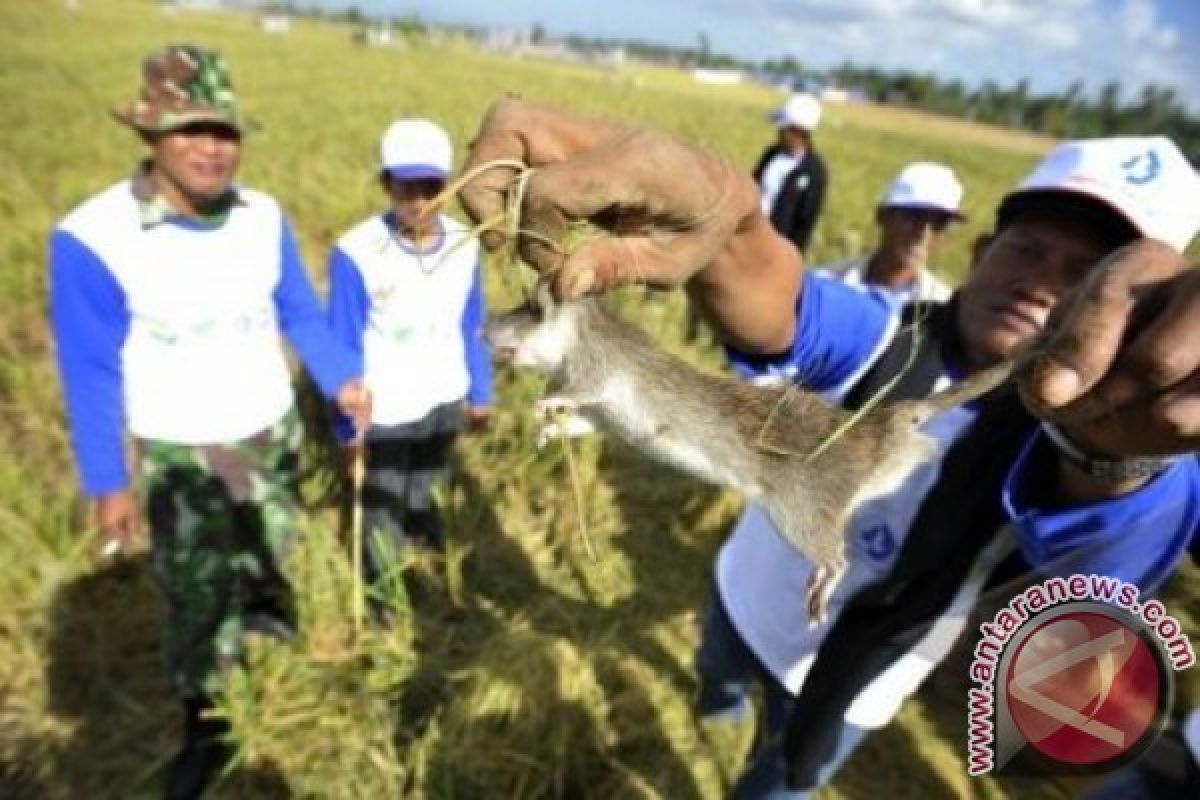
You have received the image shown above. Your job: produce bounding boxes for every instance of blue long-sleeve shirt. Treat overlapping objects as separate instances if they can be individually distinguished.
[326,212,492,442]
[50,205,358,496]
[727,270,1200,591]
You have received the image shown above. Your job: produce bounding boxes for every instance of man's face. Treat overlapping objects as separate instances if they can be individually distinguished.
[777,126,809,154]
[151,121,241,208]
[957,214,1114,367]
[876,206,954,271]
[386,176,444,235]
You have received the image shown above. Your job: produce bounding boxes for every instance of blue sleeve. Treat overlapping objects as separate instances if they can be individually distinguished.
[325,245,369,444]
[274,219,362,398]
[1003,433,1200,593]
[725,270,893,390]
[49,230,131,496]
[461,258,493,407]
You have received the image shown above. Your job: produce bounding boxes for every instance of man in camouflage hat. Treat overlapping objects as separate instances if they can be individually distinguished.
[49,44,371,799]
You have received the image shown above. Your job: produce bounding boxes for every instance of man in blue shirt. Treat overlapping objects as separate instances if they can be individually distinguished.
[49,46,370,799]
[456,98,1200,794]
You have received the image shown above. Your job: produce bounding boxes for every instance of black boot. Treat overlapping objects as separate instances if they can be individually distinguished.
[164,695,233,800]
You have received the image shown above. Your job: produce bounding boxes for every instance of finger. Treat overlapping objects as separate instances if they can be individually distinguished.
[460,100,626,248]
[1021,239,1184,413]
[1054,371,1200,457]
[1059,271,1200,423]
[554,236,693,298]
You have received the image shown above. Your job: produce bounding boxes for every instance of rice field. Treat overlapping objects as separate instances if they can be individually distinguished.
[0,1,1195,798]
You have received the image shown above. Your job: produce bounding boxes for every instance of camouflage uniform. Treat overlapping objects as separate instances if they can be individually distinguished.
[139,410,304,698]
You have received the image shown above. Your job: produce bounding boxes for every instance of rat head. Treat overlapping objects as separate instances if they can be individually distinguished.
[486,286,582,373]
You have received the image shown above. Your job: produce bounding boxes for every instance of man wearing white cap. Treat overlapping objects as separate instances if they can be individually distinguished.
[327,118,492,600]
[819,162,964,304]
[452,99,1200,793]
[753,93,828,255]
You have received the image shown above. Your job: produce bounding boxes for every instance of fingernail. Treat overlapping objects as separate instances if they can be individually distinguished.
[1039,367,1080,407]
[567,268,595,298]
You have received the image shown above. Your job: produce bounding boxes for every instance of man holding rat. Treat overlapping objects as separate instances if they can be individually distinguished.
[455,98,1200,795]
[49,45,370,799]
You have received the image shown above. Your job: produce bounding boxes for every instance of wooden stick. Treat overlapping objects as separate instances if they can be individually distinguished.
[350,440,366,637]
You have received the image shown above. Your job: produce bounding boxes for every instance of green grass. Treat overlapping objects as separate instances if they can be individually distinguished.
[0,1,1195,798]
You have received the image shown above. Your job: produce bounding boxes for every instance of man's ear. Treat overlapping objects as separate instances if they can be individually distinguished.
[969,233,995,270]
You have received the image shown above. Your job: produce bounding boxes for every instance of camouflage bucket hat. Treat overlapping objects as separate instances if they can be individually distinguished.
[113,44,254,134]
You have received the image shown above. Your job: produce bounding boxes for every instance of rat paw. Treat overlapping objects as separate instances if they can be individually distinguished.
[535,395,578,420]
[806,560,847,626]
[536,413,597,449]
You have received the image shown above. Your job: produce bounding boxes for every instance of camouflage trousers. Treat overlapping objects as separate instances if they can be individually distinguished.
[138,410,304,699]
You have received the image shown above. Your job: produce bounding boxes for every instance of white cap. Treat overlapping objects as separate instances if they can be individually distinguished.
[880,162,965,219]
[769,93,821,131]
[1004,136,1200,252]
[380,118,452,181]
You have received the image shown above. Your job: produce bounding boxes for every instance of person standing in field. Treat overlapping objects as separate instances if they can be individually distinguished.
[818,161,963,304]
[48,45,371,799]
[754,93,828,256]
[327,118,492,598]
[453,98,1200,797]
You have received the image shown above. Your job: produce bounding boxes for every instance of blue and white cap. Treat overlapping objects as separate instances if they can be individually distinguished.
[1003,136,1200,252]
[380,118,452,181]
[881,162,965,219]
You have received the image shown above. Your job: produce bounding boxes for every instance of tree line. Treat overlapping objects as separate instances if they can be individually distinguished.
[244,4,1200,163]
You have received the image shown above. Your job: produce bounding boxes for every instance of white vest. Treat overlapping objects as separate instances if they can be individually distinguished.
[716,363,1012,728]
[335,214,479,425]
[59,181,295,445]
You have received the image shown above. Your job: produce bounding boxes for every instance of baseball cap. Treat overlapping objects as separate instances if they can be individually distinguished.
[113,44,249,134]
[880,162,966,219]
[769,93,821,131]
[380,118,452,182]
[998,136,1200,253]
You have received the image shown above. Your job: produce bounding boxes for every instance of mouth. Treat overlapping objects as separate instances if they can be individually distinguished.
[989,304,1043,337]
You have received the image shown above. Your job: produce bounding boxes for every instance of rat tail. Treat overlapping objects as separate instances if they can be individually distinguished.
[911,359,1014,424]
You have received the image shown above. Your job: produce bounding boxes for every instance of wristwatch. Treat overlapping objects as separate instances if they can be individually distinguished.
[1041,421,1179,482]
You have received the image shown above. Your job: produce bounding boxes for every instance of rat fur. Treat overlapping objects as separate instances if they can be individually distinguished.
[487,295,1013,619]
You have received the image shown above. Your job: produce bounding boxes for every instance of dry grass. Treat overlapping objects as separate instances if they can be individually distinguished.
[0,1,1195,798]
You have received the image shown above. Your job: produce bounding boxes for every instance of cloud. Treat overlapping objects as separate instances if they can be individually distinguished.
[690,0,1197,110]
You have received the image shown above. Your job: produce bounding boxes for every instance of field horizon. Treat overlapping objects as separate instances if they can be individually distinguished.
[1,1,1195,799]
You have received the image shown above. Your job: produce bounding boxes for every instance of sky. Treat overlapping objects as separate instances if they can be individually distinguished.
[307,0,1199,111]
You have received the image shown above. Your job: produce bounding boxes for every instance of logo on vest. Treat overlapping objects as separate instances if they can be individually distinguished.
[966,575,1192,778]
[856,523,896,563]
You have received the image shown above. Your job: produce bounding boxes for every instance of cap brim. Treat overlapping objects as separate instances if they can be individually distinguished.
[997,188,1143,248]
[384,165,448,181]
[113,107,251,135]
[883,201,966,220]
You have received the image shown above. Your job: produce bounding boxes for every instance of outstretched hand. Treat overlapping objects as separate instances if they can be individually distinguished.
[458,98,802,353]
[1019,238,1200,458]
[459,98,758,298]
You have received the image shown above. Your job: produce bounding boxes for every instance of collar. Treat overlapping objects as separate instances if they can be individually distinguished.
[381,211,447,258]
[131,160,244,229]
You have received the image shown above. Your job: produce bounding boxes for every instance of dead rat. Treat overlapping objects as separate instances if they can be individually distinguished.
[486,291,1013,621]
